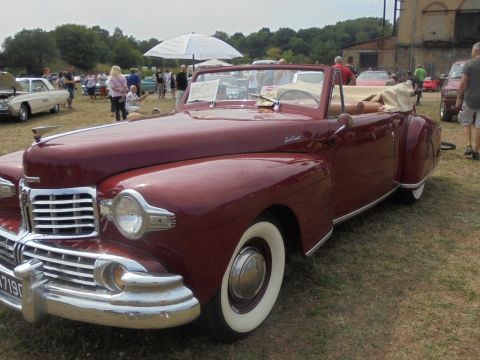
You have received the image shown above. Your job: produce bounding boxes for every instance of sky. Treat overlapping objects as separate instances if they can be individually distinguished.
[1,0,394,46]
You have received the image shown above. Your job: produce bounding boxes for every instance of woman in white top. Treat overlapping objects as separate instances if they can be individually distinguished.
[126,85,148,113]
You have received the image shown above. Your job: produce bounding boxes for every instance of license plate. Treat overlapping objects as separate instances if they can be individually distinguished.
[0,273,22,299]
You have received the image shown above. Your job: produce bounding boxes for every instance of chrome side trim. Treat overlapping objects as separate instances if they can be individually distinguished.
[333,186,399,226]
[399,170,432,190]
[305,228,334,257]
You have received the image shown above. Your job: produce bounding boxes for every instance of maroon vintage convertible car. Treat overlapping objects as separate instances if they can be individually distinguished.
[0,64,441,340]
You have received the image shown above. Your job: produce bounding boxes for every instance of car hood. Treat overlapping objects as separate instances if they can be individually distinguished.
[22,108,315,188]
[357,80,388,86]
[443,78,461,91]
[0,72,23,92]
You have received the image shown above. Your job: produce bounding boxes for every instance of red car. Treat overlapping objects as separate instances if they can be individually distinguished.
[0,64,441,340]
[440,60,467,122]
[422,77,439,92]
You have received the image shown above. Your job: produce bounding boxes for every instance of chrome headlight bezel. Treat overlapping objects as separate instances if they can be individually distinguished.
[0,177,16,198]
[100,189,176,240]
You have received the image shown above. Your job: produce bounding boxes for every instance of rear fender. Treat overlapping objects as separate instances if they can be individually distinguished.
[401,115,441,186]
[97,153,332,303]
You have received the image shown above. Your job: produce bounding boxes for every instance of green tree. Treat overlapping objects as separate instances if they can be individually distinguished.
[2,29,57,75]
[266,47,282,60]
[55,24,101,70]
[112,38,143,69]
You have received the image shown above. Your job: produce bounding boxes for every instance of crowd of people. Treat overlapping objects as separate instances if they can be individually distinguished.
[42,64,191,121]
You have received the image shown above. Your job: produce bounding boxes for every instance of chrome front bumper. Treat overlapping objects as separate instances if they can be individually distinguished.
[0,257,200,329]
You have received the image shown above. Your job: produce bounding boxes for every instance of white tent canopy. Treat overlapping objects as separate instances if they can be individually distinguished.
[144,33,242,60]
[196,59,233,68]
[187,59,233,72]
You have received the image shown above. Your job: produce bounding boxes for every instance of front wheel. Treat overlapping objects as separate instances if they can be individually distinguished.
[18,103,30,122]
[394,183,425,204]
[202,219,286,341]
[440,100,453,122]
[50,104,60,113]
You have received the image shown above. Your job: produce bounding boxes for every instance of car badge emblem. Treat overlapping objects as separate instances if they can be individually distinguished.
[32,125,60,143]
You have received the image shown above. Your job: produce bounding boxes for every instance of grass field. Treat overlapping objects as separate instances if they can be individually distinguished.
[0,92,479,360]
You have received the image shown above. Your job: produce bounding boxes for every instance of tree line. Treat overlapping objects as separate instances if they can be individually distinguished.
[0,18,391,75]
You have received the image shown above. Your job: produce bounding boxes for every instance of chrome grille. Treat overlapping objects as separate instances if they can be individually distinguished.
[0,234,15,266]
[28,188,98,236]
[22,243,100,289]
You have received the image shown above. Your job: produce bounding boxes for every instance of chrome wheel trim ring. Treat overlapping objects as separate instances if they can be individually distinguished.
[220,221,285,333]
[19,106,27,121]
[228,246,267,302]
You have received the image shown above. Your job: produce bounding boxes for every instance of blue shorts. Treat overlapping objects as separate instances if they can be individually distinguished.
[67,87,75,99]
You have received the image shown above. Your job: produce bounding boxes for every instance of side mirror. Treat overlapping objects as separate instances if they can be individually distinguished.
[337,113,354,129]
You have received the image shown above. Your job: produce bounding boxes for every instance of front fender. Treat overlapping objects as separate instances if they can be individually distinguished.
[401,114,441,186]
[97,153,332,303]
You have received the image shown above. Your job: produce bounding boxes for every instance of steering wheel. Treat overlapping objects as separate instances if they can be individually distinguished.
[277,89,320,105]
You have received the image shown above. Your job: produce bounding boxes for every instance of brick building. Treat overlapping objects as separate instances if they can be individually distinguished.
[343,0,480,75]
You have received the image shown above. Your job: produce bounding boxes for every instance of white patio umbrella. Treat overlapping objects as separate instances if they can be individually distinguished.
[144,33,242,70]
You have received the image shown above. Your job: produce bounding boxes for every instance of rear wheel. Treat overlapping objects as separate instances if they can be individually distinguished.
[394,184,425,205]
[202,219,286,341]
[440,100,453,122]
[50,104,60,113]
[18,103,30,122]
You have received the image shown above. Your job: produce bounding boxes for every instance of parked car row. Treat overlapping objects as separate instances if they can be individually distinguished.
[80,75,157,96]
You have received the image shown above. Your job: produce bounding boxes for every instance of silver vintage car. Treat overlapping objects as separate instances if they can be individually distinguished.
[0,72,68,122]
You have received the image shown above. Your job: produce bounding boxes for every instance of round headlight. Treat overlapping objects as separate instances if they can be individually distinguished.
[113,194,144,239]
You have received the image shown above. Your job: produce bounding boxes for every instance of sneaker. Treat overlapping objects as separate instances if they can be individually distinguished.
[472,152,479,160]
[464,145,473,156]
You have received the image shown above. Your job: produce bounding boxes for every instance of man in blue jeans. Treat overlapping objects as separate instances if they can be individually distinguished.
[456,42,480,160]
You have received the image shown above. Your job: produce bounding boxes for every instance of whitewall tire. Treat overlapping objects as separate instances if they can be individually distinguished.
[203,219,286,341]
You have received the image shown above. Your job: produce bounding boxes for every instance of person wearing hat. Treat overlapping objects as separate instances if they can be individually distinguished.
[333,56,356,85]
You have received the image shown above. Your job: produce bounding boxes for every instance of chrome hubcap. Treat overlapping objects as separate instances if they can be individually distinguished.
[228,246,267,301]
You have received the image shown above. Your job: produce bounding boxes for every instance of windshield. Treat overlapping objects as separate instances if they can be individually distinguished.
[449,63,465,79]
[188,68,324,109]
[358,71,390,80]
[16,79,30,92]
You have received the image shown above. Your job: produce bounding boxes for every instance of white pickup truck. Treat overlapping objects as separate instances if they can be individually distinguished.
[0,72,68,122]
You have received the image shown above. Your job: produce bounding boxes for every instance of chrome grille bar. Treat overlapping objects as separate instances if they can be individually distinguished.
[22,244,99,288]
[27,187,98,236]
[0,234,15,265]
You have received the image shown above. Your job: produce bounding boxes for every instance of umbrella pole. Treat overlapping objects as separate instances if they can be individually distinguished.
[192,54,195,72]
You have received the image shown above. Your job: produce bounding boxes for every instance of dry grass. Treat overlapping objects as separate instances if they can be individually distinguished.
[0,91,176,155]
[0,91,479,360]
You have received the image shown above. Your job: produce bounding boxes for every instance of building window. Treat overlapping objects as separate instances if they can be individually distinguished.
[455,11,480,42]
[359,52,378,69]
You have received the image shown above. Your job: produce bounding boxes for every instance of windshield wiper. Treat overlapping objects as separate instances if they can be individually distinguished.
[249,93,281,111]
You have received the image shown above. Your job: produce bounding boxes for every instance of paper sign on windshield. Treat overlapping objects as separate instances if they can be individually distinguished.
[187,80,220,103]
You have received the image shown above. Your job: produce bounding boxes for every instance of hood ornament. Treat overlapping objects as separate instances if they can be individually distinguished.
[32,125,61,143]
